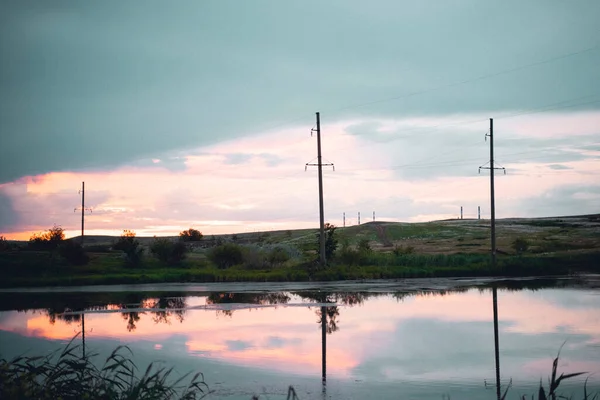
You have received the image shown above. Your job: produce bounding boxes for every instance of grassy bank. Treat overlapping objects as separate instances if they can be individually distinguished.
[1,249,599,289]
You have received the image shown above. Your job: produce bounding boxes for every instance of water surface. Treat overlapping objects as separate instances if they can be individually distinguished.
[1,277,599,399]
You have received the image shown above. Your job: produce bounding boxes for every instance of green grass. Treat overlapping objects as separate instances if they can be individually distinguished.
[1,248,599,288]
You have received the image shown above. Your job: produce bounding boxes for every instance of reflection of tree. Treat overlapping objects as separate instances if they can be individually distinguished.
[147,297,187,325]
[32,293,188,332]
[205,292,291,317]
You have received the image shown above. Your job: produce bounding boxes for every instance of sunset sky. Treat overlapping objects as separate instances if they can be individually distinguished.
[1,0,599,239]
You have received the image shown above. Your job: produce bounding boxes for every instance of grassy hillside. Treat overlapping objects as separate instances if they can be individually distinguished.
[75,214,600,256]
[1,214,599,288]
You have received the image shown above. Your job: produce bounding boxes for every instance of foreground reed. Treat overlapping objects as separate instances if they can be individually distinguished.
[1,337,597,399]
[0,335,210,400]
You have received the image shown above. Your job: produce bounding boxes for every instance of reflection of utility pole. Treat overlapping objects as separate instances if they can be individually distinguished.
[492,287,501,400]
[321,305,327,387]
[74,182,93,246]
[305,112,334,267]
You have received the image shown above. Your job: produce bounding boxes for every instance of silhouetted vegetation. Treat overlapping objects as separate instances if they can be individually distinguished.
[113,230,144,267]
[28,225,65,251]
[179,228,203,242]
[59,240,90,266]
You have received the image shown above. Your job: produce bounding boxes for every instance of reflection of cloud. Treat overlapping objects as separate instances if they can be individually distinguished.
[1,289,599,383]
[264,336,302,349]
[226,340,254,352]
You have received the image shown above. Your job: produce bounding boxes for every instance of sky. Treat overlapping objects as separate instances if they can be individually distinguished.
[0,0,599,239]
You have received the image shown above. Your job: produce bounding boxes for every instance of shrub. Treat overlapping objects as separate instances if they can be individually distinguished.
[267,247,290,267]
[512,237,530,254]
[0,236,10,252]
[393,244,415,255]
[150,237,188,264]
[28,225,65,251]
[179,228,203,242]
[113,230,143,267]
[208,243,244,269]
[59,240,89,266]
[357,238,371,253]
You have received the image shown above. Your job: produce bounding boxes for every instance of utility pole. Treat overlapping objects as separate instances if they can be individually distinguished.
[343,212,346,228]
[373,211,375,222]
[478,206,481,220]
[305,112,334,267]
[460,206,463,220]
[358,212,360,225]
[74,182,93,246]
[479,119,505,267]
[478,118,506,400]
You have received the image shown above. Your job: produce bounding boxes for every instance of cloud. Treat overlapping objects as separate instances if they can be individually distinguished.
[548,164,571,170]
[1,0,599,182]
[0,189,19,231]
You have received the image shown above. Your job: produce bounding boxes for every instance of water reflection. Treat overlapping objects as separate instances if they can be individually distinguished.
[0,277,599,398]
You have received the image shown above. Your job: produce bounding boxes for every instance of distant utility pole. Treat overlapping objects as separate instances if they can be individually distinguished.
[373,211,375,222]
[74,181,93,246]
[343,212,346,228]
[305,112,334,267]
[358,212,360,225]
[460,206,463,220]
[478,206,481,220]
[478,118,506,400]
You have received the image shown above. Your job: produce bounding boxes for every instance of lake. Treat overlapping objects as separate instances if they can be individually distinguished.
[1,276,599,399]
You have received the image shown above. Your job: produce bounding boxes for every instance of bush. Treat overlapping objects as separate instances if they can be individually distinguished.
[150,237,188,264]
[113,230,144,267]
[267,247,290,267]
[512,237,530,254]
[59,240,89,266]
[0,236,10,252]
[179,228,203,242]
[28,225,65,251]
[393,244,415,255]
[208,243,244,269]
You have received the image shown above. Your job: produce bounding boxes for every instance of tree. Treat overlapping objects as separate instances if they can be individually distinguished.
[150,237,188,264]
[316,223,338,262]
[179,228,203,242]
[113,230,143,267]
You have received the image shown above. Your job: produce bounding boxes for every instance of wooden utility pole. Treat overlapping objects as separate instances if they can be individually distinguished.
[305,112,333,267]
[75,181,92,245]
[479,119,505,266]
